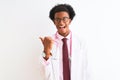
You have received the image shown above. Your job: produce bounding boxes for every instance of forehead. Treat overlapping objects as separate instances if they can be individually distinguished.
[54,11,69,18]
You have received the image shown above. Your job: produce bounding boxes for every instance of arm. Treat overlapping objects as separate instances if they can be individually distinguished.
[39,53,53,80]
[39,36,54,80]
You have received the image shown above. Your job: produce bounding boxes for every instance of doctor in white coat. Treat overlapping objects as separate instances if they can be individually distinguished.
[39,4,89,80]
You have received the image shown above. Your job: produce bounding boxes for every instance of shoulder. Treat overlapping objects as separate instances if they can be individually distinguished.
[72,32,81,43]
[72,32,86,49]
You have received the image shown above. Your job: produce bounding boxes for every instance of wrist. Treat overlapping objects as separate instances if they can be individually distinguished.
[44,49,51,54]
[44,54,51,60]
[42,51,52,60]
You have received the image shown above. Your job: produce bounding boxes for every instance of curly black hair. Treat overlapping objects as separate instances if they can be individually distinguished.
[49,4,75,21]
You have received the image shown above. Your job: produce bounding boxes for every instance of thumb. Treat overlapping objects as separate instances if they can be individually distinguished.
[39,37,44,44]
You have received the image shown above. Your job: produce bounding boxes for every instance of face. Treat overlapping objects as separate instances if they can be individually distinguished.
[54,11,71,37]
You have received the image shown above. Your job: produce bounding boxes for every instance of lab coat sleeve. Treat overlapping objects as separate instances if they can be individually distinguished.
[39,52,53,80]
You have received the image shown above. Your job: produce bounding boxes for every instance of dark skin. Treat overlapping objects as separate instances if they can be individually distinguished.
[40,11,71,60]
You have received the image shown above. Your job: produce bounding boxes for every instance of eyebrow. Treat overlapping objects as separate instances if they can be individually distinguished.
[55,17,69,19]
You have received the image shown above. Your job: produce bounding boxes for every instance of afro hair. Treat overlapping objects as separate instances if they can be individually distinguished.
[49,4,75,21]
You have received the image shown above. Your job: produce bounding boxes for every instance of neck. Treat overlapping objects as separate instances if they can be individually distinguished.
[59,30,70,37]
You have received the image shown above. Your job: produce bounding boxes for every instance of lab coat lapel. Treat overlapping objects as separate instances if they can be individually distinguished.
[51,44,60,80]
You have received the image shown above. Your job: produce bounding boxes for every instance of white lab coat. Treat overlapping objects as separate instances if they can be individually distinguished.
[39,33,88,80]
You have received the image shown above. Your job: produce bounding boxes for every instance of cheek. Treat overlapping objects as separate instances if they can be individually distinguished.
[54,21,58,26]
[66,21,71,26]
[55,25,59,30]
[66,19,71,24]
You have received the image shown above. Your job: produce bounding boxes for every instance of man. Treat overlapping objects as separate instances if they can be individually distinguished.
[39,4,88,80]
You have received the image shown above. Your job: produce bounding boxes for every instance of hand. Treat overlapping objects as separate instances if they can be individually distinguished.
[39,36,54,59]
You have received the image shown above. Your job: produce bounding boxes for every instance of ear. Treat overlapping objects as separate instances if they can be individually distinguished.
[52,20,56,24]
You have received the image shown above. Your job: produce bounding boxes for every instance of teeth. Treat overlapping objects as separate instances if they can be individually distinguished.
[59,26,65,28]
[59,26,64,28]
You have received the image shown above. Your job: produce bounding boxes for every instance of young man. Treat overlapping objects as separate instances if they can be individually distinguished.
[39,4,88,80]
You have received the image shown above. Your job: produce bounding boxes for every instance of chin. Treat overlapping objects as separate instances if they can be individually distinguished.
[61,33,68,37]
[60,31,66,34]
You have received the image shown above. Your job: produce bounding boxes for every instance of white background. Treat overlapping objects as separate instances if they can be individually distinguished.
[0,0,120,80]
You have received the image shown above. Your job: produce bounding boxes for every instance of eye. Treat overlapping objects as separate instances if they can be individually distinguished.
[54,17,70,23]
[63,17,69,22]
[55,18,61,22]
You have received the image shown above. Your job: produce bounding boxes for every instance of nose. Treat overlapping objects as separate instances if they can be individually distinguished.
[59,19,64,25]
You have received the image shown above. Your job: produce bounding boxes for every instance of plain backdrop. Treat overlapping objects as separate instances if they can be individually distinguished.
[0,0,120,80]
